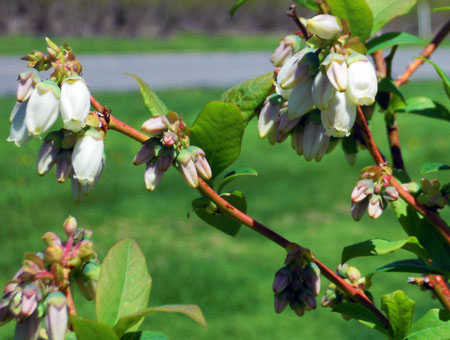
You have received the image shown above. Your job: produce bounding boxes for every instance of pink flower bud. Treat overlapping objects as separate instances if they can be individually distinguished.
[144,160,164,191]
[270,35,303,67]
[63,216,77,237]
[307,15,342,40]
[21,284,41,318]
[351,179,374,203]
[346,53,378,106]
[192,151,212,180]
[322,53,347,92]
[383,186,399,202]
[351,198,369,221]
[177,150,198,188]
[16,69,40,103]
[141,115,169,136]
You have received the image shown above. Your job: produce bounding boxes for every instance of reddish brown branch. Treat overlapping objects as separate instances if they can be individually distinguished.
[356,106,385,165]
[428,275,450,310]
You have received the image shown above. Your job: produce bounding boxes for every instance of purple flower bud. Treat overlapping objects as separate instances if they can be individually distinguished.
[14,311,41,340]
[278,112,300,135]
[45,292,68,340]
[141,115,169,136]
[351,179,374,203]
[291,124,304,155]
[0,293,13,326]
[37,132,63,176]
[303,117,329,162]
[290,300,306,317]
[55,150,72,183]
[177,150,198,188]
[322,53,347,92]
[7,100,33,147]
[274,292,289,314]
[162,131,178,147]
[258,95,282,138]
[158,146,176,172]
[17,69,40,103]
[273,267,290,294]
[351,198,369,221]
[133,138,160,166]
[368,195,384,219]
[303,292,317,310]
[302,263,321,296]
[144,159,164,191]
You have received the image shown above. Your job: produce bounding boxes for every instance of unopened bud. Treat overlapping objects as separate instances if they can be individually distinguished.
[63,216,77,237]
[307,15,342,40]
[44,244,64,265]
[190,147,212,180]
[271,35,303,67]
[144,159,164,191]
[287,78,314,119]
[177,150,198,188]
[346,266,361,282]
[21,284,41,318]
[274,292,289,314]
[351,199,369,221]
[158,146,176,171]
[312,71,335,111]
[41,232,62,247]
[303,117,329,162]
[134,138,160,166]
[37,131,63,176]
[14,311,41,340]
[382,186,399,202]
[368,195,384,219]
[55,150,72,183]
[258,94,282,138]
[45,292,68,340]
[351,179,374,202]
[277,48,319,90]
[291,124,304,155]
[141,115,169,136]
[17,69,40,103]
[273,267,290,294]
[290,300,306,317]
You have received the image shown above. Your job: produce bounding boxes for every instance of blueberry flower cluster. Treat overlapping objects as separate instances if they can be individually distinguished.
[0,217,99,340]
[7,38,106,201]
[260,14,378,162]
[136,112,212,190]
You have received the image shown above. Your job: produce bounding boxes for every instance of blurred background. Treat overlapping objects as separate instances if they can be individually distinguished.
[0,1,449,339]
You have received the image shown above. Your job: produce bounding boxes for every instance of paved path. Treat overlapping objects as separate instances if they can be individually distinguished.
[0,48,448,94]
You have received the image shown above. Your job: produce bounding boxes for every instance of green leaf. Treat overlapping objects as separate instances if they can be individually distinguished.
[368,259,440,277]
[381,290,415,340]
[421,162,450,175]
[114,305,206,337]
[96,239,152,328]
[396,97,450,123]
[432,6,450,12]
[126,73,168,117]
[377,77,406,110]
[327,0,373,41]
[293,0,319,11]
[221,72,274,124]
[408,309,450,340]
[121,331,169,340]
[341,236,429,264]
[229,0,248,18]
[190,101,244,178]
[192,191,246,236]
[332,303,389,335]
[71,317,119,340]
[366,32,424,54]
[217,168,258,193]
[365,0,417,36]
[65,332,77,340]
[417,57,450,99]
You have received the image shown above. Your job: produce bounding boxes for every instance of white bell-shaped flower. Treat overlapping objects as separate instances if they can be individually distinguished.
[346,53,378,106]
[7,101,33,147]
[312,71,335,110]
[287,78,314,119]
[144,159,164,191]
[177,149,198,188]
[322,53,347,92]
[320,91,356,137]
[25,80,60,136]
[72,129,105,185]
[307,15,342,40]
[36,131,63,176]
[277,48,318,90]
[60,76,91,132]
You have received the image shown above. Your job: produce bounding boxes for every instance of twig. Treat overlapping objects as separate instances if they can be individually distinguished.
[356,106,385,165]
[89,95,389,330]
[287,5,309,39]
[428,275,450,311]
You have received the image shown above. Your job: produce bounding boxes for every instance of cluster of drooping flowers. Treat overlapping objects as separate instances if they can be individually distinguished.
[135,111,212,190]
[7,38,106,201]
[272,245,320,317]
[0,217,100,340]
[351,166,399,221]
[260,14,377,163]
[321,264,370,320]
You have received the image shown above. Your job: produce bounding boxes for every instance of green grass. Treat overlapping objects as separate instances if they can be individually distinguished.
[0,81,449,339]
[0,33,281,55]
